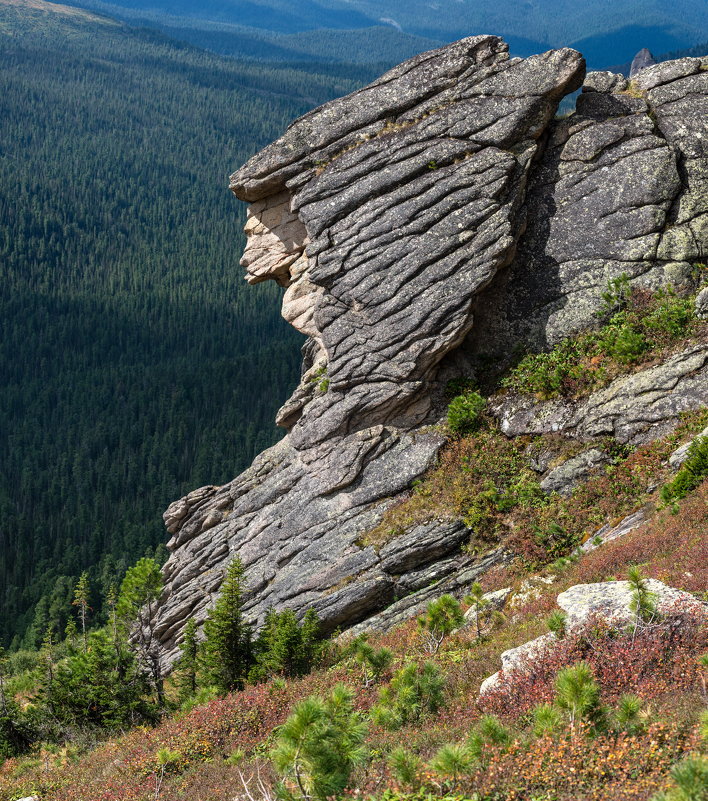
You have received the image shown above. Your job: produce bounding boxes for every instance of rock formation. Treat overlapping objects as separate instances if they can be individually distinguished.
[150,37,708,667]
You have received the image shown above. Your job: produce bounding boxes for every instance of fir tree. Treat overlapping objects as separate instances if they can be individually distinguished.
[175,618,199,701]
[72,571,91,652]
[201,558,253,693]
[117,557,165,706]
[253,608,322,681]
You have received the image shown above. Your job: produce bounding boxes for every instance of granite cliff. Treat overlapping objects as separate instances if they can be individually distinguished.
[150,36,708,666]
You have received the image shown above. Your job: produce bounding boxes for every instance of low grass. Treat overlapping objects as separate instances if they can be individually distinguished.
[502,280,707,400]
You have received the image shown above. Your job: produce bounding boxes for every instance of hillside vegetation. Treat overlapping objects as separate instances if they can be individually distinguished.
[1,420,706,800]
[1,276,707,799]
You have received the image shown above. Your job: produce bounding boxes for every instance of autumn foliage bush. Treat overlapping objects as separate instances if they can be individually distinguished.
[480,615,708,719]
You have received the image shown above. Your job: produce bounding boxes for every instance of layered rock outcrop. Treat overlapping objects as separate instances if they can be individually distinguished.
[465,56,708,360]
[150,38,708,666]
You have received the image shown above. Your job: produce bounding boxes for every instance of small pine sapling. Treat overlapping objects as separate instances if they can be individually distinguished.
[418,594,464,654]
[429,742,475,789]
[554,662,604,734]
[464,582,490,640]
[614,694,647,735]
[372,661,445,729]
[271,683,368,801]
[627,566,658,640]
[467,714,512,767]
[546,609,568,638]
[349,635,393,687]
[388,747,422,790]
[532,703,563,737]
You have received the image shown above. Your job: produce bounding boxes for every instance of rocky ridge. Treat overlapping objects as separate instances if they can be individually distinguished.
[150,38,708,666]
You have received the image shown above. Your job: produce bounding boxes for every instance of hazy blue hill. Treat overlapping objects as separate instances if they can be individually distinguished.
[63,0,708,67]
[568,23,692,68]
[0,0,381,648]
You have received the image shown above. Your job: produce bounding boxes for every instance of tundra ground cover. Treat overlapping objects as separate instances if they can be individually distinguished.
[3,479,706,801]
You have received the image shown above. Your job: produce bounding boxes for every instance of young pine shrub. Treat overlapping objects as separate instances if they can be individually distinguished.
[388,747,422,790]
[271,683,368,801]
[546,610,568,639]
[429,742,475,788]
[613,693,648,735]
[651,755,708,801]
[372,661,445,729]
[532,703,563,737]
[627,565,659,632]
[418,594,464,654]
[467,714,513,767]
[660,436,708,505]
[554,662,604,733]
[348,635,393,687]
[447,391,486,436]
[464,582,491,640]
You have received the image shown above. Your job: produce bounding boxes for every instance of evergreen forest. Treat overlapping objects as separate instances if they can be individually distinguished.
[0,0,383,649]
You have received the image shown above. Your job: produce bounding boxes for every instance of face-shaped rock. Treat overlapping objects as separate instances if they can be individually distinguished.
[232,36,585,450]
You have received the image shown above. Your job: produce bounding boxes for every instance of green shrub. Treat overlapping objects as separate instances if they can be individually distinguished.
[661,436,708,504]
[503,277,702,400]
[467,714,513,766]
[628,565,658,626]
[372,661,445,729]
[271,683,368,801]
[251,608,322,682]
[388,747,422,790]
[651,755,708,801]
[597,273,632,321]
[532,703,563,737]
[429,742,475,786]
[643,288,694,339]
[546,610,568,638]
[447,391,486,436]
[348,635,393,687]
[502,339,590,399]
[418,595,464,654]
[554,662,604,732]
[596,321,647,364]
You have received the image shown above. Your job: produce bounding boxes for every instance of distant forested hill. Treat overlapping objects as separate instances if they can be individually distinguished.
[0,0,382,648]
[64,0,708,67]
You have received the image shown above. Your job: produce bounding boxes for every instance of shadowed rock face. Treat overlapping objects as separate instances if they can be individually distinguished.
[149,39,708,668]
[465,55,708,363]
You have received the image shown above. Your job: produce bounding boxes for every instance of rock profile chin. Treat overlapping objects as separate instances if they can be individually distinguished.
[150,36,708,667]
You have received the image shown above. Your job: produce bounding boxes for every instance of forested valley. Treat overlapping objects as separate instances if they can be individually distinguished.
[0,0,383,649]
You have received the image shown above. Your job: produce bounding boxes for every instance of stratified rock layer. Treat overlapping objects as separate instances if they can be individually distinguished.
[151,38,708,666]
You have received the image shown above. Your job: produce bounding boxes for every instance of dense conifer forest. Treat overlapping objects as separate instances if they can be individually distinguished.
[0,1,382,649]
